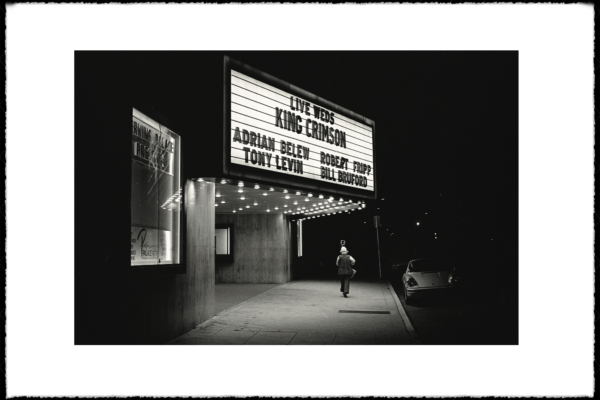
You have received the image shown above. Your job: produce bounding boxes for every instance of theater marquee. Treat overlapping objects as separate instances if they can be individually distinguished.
[228,68,375,192]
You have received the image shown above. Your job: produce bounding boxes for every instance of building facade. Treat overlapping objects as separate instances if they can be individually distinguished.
[75,52,377,344]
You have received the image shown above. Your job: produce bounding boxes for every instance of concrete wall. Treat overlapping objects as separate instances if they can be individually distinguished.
[124,180,215,344]
[184,180,216,326]
[215,213,291,283]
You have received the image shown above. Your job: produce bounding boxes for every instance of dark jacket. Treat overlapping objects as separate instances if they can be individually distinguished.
[337,254,355,275]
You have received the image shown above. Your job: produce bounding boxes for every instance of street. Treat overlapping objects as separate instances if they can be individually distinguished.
[389,275,518,345]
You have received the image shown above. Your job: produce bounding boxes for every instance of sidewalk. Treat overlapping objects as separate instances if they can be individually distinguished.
[214,283,281,315]
[169,278,418,345]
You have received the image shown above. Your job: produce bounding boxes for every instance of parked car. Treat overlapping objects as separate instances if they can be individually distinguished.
[402,258,459,304]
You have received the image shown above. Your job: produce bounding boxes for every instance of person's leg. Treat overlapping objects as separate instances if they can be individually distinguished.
[345,276,351,294]
[340,277,345,292]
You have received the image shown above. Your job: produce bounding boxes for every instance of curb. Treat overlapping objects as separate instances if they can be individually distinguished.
[387,279,421,344]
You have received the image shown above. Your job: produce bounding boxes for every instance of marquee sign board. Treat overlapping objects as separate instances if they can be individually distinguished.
[225,57,376,198]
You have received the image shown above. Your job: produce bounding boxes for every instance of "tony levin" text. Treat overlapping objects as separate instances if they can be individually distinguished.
[233,127,309,174]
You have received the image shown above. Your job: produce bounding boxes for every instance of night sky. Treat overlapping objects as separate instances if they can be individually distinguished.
[220,51,518,272]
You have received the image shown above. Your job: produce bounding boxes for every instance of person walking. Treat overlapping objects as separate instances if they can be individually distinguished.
[337,246,356,297]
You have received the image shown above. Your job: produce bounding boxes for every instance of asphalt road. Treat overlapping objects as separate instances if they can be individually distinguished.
[388,273,518,345]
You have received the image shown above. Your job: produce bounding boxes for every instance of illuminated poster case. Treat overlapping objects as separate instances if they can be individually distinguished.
[224,57,377,200]
[131,108,182,271]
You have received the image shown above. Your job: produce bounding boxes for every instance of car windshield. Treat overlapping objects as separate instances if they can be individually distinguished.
[409,259,452,272]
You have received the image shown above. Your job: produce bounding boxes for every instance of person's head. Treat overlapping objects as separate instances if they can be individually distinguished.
[340,246,348,254]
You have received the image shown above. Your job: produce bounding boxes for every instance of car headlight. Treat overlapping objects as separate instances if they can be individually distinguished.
[406,277,418,287]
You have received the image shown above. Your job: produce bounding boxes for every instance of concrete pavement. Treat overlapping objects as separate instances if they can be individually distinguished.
[169,278,418,345]
[213,283,281,315]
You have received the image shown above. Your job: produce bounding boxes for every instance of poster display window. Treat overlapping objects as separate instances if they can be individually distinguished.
[131,108,181,267]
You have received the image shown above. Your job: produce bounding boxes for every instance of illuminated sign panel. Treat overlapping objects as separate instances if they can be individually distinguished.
[230,70,375,192]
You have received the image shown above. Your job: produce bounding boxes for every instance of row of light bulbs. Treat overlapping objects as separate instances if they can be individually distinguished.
[213,179,365,214]
[229,208,306,214]
[296,209,352,220]
[216,198,362,214]
[196,178,365,208]
[215,196,358,208]
[304,205,363,216]
[218,179,356,203]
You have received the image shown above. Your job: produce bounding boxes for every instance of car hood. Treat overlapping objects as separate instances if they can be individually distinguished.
[410,271,451,287]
